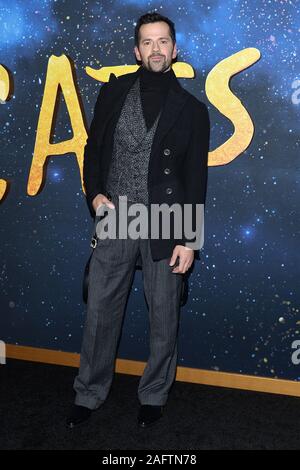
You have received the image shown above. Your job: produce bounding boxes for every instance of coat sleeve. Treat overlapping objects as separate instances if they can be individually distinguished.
[182,101,210,252]
[83,82,109,217]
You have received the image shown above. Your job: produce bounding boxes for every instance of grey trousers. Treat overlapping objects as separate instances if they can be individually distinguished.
[73,196,183,410]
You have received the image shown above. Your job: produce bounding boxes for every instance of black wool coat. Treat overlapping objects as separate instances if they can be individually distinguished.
[83,65,210,266]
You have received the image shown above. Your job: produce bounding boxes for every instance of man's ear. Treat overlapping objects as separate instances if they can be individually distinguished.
[172,43,178,60]
[134,46,141,62]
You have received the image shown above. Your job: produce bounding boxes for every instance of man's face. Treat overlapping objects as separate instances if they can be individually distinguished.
[134,21,177,73]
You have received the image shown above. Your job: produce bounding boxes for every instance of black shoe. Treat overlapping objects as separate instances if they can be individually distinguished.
[66,404,92,428]
[137,405,164,428]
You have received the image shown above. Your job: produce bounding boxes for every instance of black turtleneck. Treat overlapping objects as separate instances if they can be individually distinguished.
[139,65,172,131]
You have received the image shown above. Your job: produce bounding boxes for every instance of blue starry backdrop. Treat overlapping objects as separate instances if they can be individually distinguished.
[0,0,299,380]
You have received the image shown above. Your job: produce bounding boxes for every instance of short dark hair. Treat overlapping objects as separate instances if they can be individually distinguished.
[134,12,176,47]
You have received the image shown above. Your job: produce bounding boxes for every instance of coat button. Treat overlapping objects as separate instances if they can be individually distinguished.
[164,167,171,175]
[166,187,173,195]
[163,148,171,156]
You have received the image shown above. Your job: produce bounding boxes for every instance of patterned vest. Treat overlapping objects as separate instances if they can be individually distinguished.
[105,75,161,206]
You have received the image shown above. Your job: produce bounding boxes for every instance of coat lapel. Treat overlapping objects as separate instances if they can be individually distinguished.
[100,66,190,187]
[103,66,189,145]
[149,71,188,157]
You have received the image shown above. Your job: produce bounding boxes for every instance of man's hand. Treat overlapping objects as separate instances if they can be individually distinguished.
[169,245,194,274]
[92,193,115,213]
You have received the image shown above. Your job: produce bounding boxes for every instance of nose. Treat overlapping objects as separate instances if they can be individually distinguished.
[152,44,161,54]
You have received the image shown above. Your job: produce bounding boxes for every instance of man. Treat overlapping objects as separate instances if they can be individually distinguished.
[67,12,210,428]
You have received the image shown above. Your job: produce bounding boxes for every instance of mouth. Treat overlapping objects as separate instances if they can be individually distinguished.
[151,56,163,60]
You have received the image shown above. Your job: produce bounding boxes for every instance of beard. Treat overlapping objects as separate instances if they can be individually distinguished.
[145,55,170,73]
